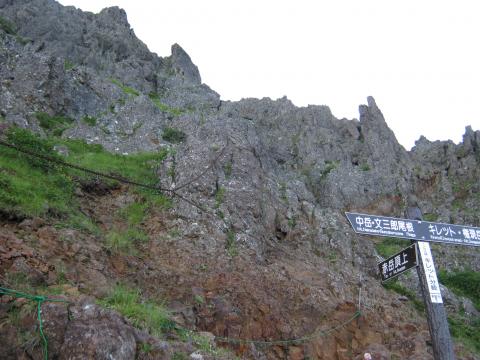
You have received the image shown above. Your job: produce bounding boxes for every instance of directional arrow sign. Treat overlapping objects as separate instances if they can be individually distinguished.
[346,212,480,247]
[378,244,417,282]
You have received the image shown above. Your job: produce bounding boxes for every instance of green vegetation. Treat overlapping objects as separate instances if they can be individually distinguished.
[452,198,466,211]
[321,160,339,179]
[360,163,370,171]
[423,213,438,222]
[148,93,185,116]
[438,270,480,310]
[288,216,297,229]
[328,251,337,264]
[168,228,181,238]
[0,127,170,224]
[105,202,151,253]
[214,186,225,209]
[162,127,186,144]
[64,59,75,71]
[172,353,188,360]
[118,202,148,226]
[383,280,425,312]
[139,343,153,354]
[224,161,232,178]
[188,332,239,358]
[105,228,148,254]
[99,285,175,337]
[216,209,224,219]
[226,229,237,257]
[56,212,100,235]
[35,112,74,136]
[194,294,205,304]
[167,161,176,181]
[375,237,407,258]
[0,16,16,35]
[110,78,140,97]
[82,115,97,126]
[0,128,73,218]
[4,271,69,297]
[59,139,169,189]
[448,315,480,353]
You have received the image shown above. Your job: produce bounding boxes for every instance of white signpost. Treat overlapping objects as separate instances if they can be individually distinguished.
[417,241,443,304]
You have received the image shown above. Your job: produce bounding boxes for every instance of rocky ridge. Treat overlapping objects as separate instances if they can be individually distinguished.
[1,1,480,359]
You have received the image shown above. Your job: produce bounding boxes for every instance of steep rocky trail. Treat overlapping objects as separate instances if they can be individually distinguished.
[1,0,480,359]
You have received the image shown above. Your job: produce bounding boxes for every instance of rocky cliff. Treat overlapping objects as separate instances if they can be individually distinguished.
[1,1,480,359]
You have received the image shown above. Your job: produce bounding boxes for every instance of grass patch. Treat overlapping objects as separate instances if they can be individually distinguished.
[383,280,425,312]
[448,315,480,353]
[105,228,148,254]
[0,16,16,35]
[0,128,74,218]
[99,285,175,337]
[172,353,188,360]
[288,216,297,229]
[162,127,186,144]
[224,161,232,178]
[423,213,438,222]
[35,112,74,136]
[360,163,370,171]
[226,229,237,257]
[82,115,97,126]
[106,201,151,253]
[0,127,170,224]
[438,270,480,310]
[56,213,100,235]
[321,160,339,179]
[110,78,140,97]
[64,59,75,71]
[118,202,148,226]
[178,330,238,360]
[214,186,225,209]
[58,139,169,189]
[375,237,408,258]
[149,93,185,116]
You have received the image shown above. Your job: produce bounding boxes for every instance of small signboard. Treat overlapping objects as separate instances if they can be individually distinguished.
[417,241,443,303]
[345,212,480,247]
[378,244,417,282]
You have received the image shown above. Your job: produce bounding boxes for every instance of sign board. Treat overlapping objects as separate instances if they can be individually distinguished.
[378,244,417,282]
[417,241,443,303]
[345,212,480,247]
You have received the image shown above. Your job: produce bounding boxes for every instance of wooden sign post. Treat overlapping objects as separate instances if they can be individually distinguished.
[405,207,455,360]
[344,207,480,360]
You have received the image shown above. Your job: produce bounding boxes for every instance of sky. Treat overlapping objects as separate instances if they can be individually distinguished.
[57,0,480,150]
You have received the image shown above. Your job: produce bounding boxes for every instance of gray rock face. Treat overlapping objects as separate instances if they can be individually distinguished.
[43,300,138,360]
[0,0,219,135]
[171,43,201,85]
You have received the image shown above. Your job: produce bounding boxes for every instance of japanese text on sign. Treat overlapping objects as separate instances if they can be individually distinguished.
[418,241,443,304]
[345,212,480,247]
[378,244,417,282]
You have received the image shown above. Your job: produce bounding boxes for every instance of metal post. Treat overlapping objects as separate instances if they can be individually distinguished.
[406,207,455,360]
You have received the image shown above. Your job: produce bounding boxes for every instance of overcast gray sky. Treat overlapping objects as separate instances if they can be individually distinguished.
[58,0,480,150]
